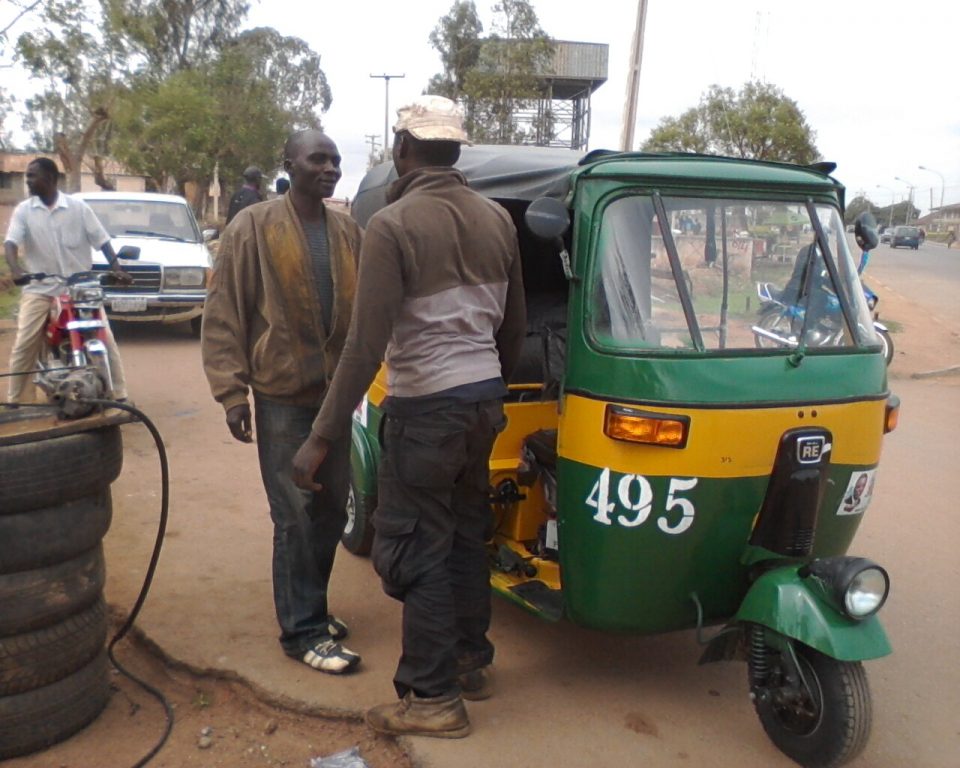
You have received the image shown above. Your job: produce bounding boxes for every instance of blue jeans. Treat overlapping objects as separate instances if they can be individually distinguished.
[253,394,350,657]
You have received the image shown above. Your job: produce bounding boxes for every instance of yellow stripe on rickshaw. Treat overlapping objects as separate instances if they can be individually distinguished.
[558,393,886,478]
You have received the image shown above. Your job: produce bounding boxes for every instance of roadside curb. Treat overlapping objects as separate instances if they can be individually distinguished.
[911,364,960,379]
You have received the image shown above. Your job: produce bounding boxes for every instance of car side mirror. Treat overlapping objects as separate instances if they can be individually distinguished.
[117,245,141,260]
[854,212,879,252]
[202,228,219,242]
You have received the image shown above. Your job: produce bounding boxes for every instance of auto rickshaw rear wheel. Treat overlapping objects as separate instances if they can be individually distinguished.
[341,477,375,556]
[751,643,871,768]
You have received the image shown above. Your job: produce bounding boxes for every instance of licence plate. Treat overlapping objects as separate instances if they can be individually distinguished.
[111,297,148,312]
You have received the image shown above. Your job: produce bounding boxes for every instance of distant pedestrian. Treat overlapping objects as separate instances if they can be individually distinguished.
[276,177,290,195]
[947,231,955,249]
[226,166,265,225]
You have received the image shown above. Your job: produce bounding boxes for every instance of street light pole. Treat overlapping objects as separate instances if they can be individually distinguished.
[370,73,405,161]
[876,185,896,228]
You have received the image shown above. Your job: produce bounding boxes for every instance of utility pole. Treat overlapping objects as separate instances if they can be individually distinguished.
[619,0,649,152]
[370,73,405,160]
[364,133,381,165]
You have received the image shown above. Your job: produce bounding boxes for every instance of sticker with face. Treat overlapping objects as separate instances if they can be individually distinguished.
[837,469,877,516]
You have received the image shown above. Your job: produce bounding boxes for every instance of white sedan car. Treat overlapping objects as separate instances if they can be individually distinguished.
[76,191,214,336]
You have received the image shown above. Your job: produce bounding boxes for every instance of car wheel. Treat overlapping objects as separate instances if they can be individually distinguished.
[0,427,122,515]
[0,650,110,760]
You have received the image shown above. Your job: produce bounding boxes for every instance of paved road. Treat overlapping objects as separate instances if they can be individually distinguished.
[865,240,959,323]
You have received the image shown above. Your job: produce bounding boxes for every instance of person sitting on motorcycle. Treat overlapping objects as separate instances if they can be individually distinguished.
[4,157,131,405]
[780,233,836,336]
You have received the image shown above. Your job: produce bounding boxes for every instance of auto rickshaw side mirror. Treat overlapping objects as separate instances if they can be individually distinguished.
[524,197,570,241]
[854,211,879,252]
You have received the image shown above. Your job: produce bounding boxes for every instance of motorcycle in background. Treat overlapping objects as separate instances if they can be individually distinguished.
[13,249,138,417]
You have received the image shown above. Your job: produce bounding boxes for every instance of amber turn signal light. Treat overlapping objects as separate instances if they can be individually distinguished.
[884,395,900,434]
[603,405,690,448]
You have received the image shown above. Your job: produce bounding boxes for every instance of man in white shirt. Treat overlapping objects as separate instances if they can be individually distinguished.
[4,157,130,404]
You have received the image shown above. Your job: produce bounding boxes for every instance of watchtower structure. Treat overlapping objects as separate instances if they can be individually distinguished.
[517,41,608,151]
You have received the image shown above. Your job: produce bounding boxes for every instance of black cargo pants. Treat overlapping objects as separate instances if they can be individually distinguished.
[372,398,505,698]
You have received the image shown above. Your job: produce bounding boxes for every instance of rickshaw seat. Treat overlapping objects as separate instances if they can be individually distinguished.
[523,429,558,468]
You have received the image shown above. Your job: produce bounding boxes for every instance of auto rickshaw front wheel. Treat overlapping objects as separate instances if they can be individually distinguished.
[751,643,871,768]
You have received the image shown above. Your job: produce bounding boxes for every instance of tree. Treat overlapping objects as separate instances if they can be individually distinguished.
[101,0,248,77]
[426,1,483,100]
[1,1,43,148]
[16,0,126,190]
[426,0,552,144]
[643,82,820,165]
[111,28,329,200]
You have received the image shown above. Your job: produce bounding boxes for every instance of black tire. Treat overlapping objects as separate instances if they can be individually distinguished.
[0,492,112,574]
[0,426,123,515]
[190,313,203,338]
[0,598,107,696]
[752,643,872,768]
[0,546,105,636]
[0,650,110,760]
[341,476,375,556]
[876,328,894,366]
[754,309,796,349]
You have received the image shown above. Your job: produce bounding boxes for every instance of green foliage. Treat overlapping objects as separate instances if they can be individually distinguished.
[102,0,248,77]
[428,0,552,144]
[15,0,124,187]
[426,1,483,100]
[643,82,820,165]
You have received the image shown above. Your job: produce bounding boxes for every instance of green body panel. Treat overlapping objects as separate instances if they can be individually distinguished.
[556,458,877,632]
[350,405,383,499]
[735,565,892,661]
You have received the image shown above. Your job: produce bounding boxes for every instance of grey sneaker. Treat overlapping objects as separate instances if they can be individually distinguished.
[302,639,360,674]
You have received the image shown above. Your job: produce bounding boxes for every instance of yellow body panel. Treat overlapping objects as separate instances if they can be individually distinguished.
[558,394,886,478]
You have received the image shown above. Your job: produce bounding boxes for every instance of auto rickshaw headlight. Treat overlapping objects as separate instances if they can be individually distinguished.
[604,405,689,448]
[800,557,890,620]
[844,567,890,618]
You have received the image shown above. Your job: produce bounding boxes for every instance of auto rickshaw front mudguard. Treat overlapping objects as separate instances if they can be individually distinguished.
[701,564,891,664]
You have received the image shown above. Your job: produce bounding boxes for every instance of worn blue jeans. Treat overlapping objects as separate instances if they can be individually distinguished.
[253,394,350,657]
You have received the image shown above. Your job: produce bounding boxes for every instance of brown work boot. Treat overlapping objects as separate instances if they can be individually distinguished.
[457,666,493,701]
[365,691,471,738]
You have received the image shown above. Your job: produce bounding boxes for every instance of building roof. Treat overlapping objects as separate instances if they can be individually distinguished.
[0,151,139,177]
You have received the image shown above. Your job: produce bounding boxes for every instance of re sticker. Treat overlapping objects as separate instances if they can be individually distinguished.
[836,469,877,516]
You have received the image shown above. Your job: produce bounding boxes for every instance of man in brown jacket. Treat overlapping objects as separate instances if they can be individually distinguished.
[293,96,526,736]
[202,130,363,674]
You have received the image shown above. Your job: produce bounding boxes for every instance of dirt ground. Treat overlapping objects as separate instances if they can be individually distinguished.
[1,247,957,768]
[3,617,412,768]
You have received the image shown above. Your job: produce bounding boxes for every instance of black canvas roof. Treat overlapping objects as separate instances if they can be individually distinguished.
[351,144,584,227]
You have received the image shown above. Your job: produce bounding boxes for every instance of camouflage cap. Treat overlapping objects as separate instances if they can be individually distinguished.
[393,95,470,144]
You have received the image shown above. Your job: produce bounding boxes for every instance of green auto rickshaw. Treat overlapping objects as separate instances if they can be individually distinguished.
[346,146,898,768]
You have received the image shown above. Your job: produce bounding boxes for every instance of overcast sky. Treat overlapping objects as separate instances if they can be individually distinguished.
[243,0,958,214]
[4,0,957,213]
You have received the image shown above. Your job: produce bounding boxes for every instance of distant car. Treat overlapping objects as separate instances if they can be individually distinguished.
[880,228,894,244]
[76,192,214,336]
[890,225,921,250]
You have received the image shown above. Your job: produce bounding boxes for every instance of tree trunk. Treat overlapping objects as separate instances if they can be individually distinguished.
[91,156,115,191]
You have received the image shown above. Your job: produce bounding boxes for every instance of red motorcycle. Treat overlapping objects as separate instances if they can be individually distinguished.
[14,254,137,417]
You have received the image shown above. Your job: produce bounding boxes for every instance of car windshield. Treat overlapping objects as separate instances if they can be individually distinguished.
[896,226,919,236]
[588,195,879,355]
[86,200,200,243]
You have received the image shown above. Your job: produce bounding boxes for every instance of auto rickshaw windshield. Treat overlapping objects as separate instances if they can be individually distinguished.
[588,195,879,354]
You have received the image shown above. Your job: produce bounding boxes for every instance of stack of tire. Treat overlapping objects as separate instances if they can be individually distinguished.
[0,424,123,759]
